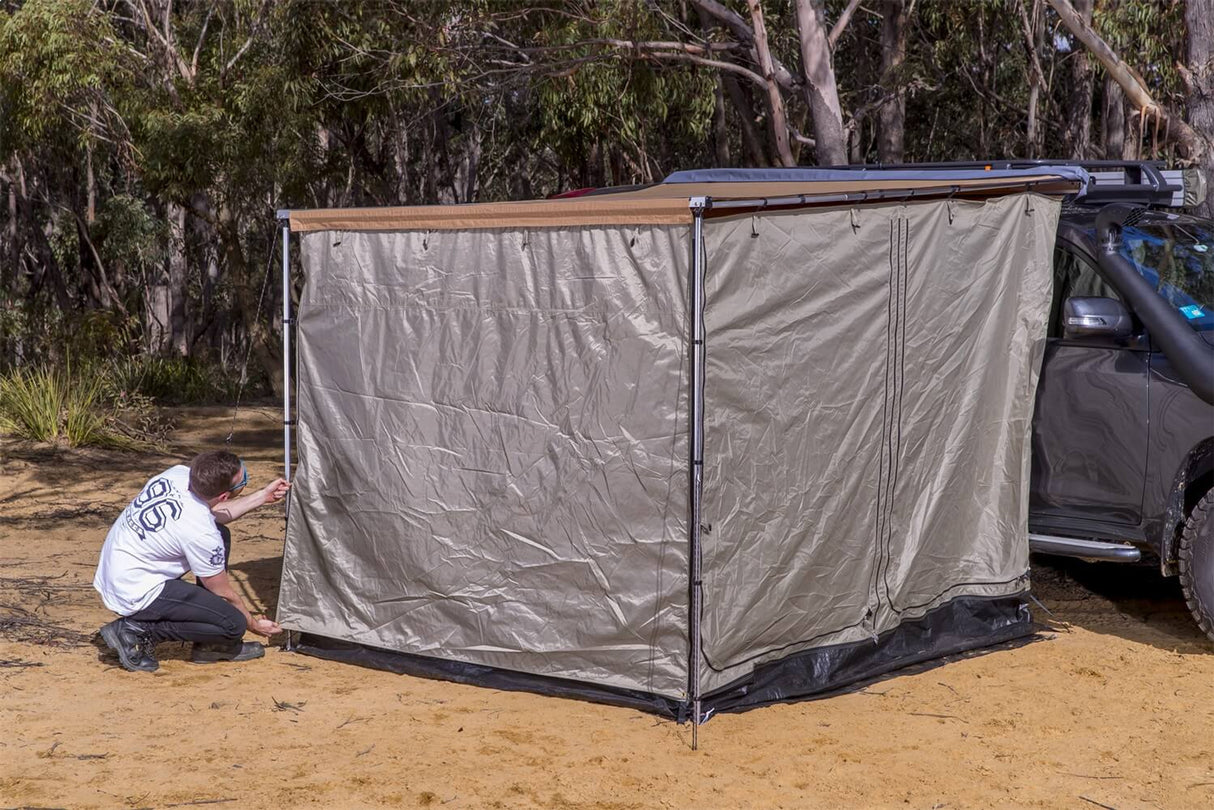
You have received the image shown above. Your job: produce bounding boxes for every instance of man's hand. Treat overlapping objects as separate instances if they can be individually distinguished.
[249,616,282,637]
[260,478,291,506]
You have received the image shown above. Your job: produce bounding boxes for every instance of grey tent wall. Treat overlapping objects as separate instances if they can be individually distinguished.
[276,223,695,699]
[276,190,1058,718]
[692,193,1057,697]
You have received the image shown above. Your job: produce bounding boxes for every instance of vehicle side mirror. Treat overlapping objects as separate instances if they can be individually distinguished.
[1063,296,1133,340]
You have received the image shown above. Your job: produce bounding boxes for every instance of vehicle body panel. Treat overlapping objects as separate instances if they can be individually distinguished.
[1028,210,1214,562]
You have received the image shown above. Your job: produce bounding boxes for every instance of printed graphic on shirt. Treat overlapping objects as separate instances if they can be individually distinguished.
[123,477,183,540]
[209,546,226,568]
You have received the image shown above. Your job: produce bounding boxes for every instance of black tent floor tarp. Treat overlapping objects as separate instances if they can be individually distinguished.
[288,594,1036,721]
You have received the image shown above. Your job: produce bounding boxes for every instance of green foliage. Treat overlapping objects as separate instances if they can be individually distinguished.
[108,354,247,405]
[0,0,129,152]
[0,363,141,448]
[1094,0,1185,103]
[527,2,716,184]
[0,366,63,442]
[0,308,137,375]
[95,194,168,280]
[0,0,1204,384]
[62,368,118,448]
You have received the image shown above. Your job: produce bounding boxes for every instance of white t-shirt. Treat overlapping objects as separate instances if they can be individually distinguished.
[93,465,227,615]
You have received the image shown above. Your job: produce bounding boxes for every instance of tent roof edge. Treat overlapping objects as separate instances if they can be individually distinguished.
[286,175,1079,233]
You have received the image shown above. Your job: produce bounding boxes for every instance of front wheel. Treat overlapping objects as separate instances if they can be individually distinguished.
[1179,488,1214,642]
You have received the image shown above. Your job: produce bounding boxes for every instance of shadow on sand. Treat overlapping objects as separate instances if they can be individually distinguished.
[1030,554,1209,653]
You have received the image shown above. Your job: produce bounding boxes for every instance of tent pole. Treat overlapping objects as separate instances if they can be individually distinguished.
[688,196,709,750]
[275,209,295,653]
[277,210,292,483]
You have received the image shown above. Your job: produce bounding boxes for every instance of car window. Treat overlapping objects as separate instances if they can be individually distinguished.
[1118,219,1214,333]
[1048,247,1121,338]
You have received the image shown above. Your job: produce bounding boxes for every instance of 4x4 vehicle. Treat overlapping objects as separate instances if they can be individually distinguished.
[1026,163,1213,630]
[859,160,1214,638]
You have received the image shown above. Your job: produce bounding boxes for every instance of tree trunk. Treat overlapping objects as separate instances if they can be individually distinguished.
[1018,0,1046,158]
[877,0,908,163]
[1187,0,1214,217]
[722,75,770,166]
[2,162,17,302]
[85,142,96,224]
[1103,77,1126,159]
[746,0,796,167]
[189,191,221,354]
[166,202,189,356]
[452,125,481,204]
[711,75,731,167]
[793,0,847,164]
[37,211,72,314]
[1062,0,1094,159]
[878,0,908,165]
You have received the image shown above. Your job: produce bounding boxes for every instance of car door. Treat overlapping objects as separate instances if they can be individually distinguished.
[1029,243,1151,528]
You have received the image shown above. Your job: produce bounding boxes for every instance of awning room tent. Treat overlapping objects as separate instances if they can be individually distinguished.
[275,167,1084,723]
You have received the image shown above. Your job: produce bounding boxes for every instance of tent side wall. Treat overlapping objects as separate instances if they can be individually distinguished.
[276,224,694,700]
[697,194,1059,700]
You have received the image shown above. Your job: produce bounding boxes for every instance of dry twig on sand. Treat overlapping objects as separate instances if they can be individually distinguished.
[271,697,306,713]
[0,604,90,647]
[0,658,45,668]
[0,572,93,647]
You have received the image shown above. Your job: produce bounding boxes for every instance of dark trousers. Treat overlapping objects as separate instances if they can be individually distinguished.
[127,525,246,645]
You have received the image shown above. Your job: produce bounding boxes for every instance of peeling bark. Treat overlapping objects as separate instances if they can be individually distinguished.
[747,0,796,166]
[793,0,847,164]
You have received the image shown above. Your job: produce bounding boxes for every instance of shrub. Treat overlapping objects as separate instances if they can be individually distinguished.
[109,354,245,405]
[0,366,63,442]
[0,364,148,449]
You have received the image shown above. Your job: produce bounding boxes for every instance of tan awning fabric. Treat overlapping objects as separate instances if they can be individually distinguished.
[286,174,1079,233]
[288,197,693,233]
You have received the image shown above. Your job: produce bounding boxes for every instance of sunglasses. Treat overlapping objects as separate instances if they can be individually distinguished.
[227,463,249,493]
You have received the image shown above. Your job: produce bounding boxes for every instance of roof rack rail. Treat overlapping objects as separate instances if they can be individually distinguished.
[834,160,1186,207]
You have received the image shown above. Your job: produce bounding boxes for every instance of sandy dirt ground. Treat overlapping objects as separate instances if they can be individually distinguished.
[2,406,1214,810]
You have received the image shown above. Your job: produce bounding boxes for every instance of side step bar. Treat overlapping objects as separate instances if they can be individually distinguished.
[1029,533,1142,562]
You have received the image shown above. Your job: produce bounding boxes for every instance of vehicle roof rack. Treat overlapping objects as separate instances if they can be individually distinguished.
[833,160,1185,207]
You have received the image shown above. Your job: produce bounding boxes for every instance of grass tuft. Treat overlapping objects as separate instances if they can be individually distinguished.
[0,367,65,442]
[0,364,150,449]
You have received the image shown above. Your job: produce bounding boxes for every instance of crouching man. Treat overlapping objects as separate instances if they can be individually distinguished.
[94,450,290,672]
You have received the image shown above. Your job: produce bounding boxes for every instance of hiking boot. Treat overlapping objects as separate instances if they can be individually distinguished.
[190,640,265,664]
[99,618,159,673]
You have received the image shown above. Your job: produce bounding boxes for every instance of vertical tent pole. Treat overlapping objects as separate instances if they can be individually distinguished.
[688,196,709,750]
[276,210,292,483]
[276,209,296,653]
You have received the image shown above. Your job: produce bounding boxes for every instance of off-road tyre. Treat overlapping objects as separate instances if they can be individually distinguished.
[1178,488,1214,643]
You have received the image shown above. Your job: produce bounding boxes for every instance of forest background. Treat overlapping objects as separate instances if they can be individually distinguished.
[0,0,1210,439]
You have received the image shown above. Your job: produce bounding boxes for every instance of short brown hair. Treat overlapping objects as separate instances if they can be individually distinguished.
[189,451,243,499]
